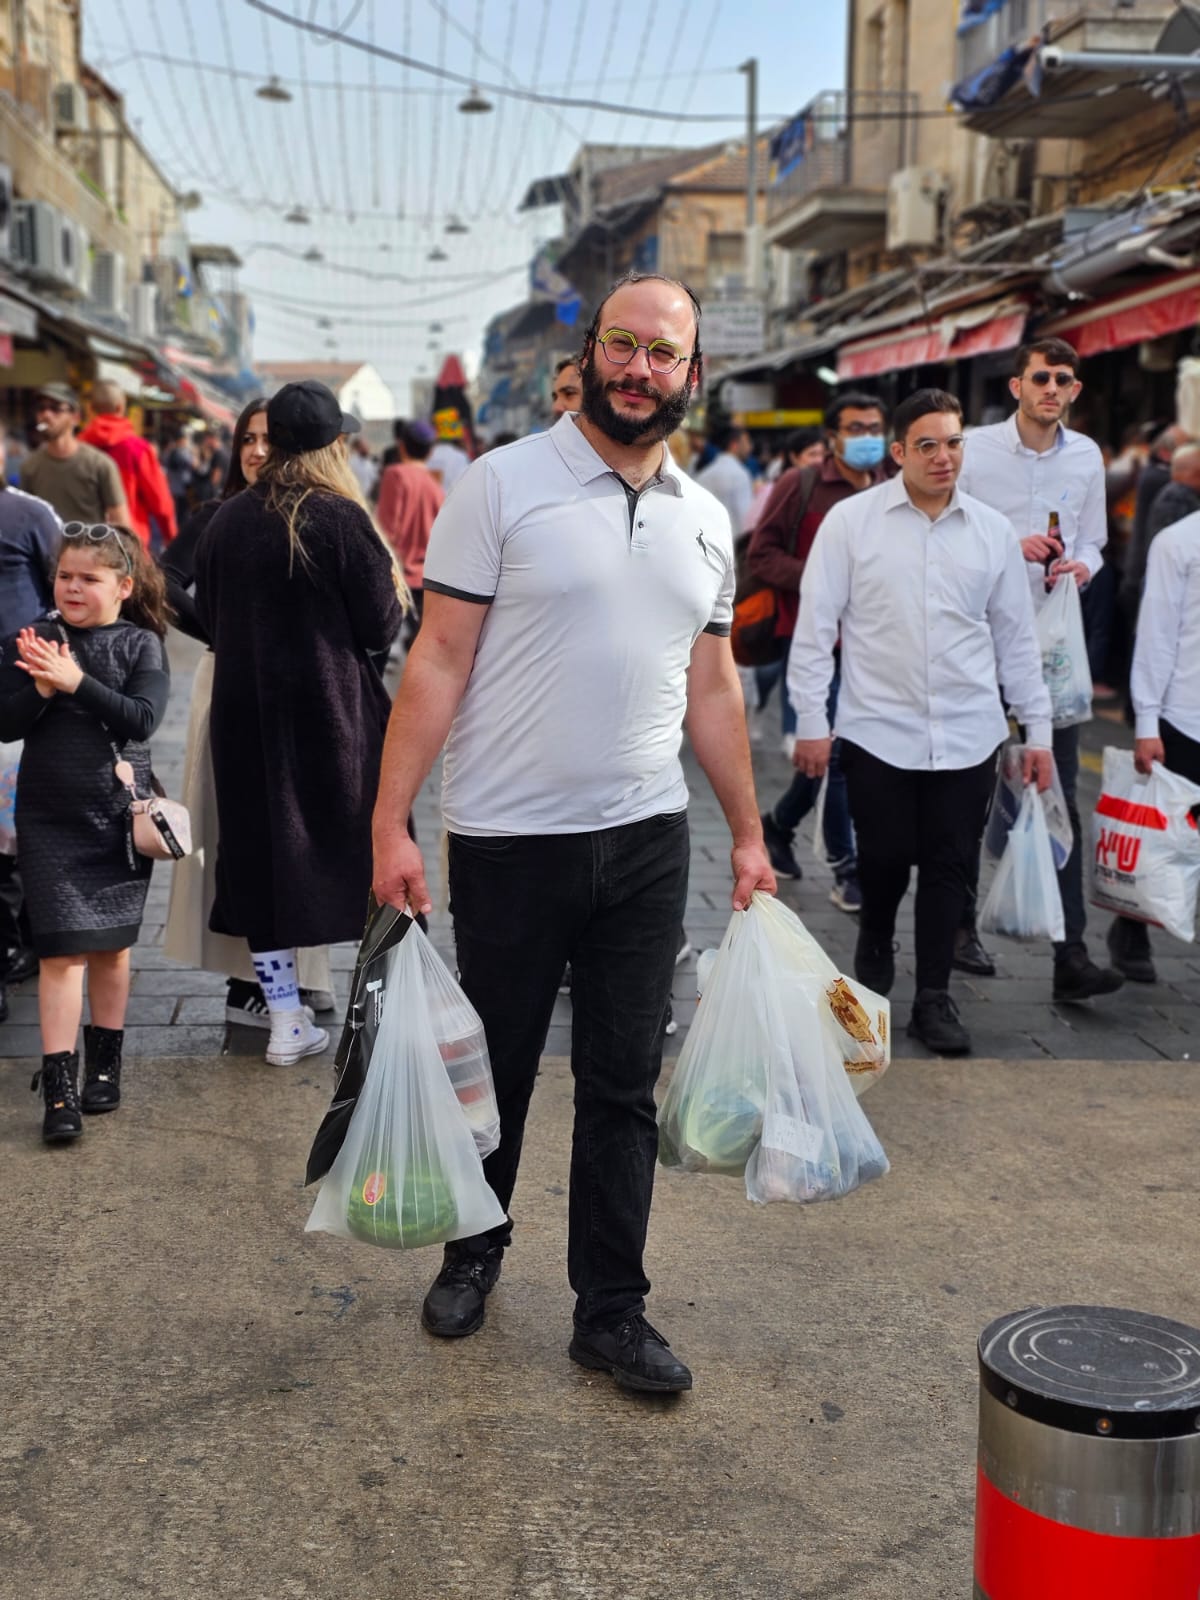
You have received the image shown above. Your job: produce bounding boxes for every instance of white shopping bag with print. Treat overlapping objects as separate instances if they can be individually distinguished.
[1036,578,1092,728]
[1089,747,1200,942]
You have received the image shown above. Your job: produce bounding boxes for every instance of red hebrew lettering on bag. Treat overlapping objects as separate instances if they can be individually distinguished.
[1116,834,1140,873]
[1096,827,1116,867]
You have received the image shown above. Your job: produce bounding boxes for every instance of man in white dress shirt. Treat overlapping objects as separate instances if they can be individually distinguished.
[958,338,1123,1001]
[1112,510,1200,979]
[789,388,1054,1055]
[696,424,754,533]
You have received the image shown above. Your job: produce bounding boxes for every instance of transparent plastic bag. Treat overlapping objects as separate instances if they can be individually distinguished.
[305,930,506,1250]
[979,785,1065,942]
[1036,578,1092,728]
[410,923,500,1157]
[659,895,889,1202]
[985,741,1073,872]
[1089,747,1200,942]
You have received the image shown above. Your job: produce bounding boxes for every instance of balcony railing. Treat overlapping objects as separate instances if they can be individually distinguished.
[765,90,916,227]
[956,0,1172,82]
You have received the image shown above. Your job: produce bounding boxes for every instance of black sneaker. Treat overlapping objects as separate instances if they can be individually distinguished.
[31,1051,83,1143]
[1052,947,1125,1003]
[2,945,37,984]
[907,989,971,1055]
[420,1243,504,1338]
[761,811,803,880]
[1106,917,1157,984]
[952,927,996,978]
[854,929,895,996]
[569,1314,693,1393]
[299,986,336,1014]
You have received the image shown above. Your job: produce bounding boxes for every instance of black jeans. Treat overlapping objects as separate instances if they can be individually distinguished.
[1162,718,1200,785]
[0,853,29,953]
[842,742,998,992]
[447,813,690,1332]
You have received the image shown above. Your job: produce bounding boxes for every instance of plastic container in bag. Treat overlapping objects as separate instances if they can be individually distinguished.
[1036,578,1092,728]
[416,933,500,1157]
[985,741,1073,872]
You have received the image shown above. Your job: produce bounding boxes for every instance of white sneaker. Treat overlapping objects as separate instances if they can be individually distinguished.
[265,1008,329,1066]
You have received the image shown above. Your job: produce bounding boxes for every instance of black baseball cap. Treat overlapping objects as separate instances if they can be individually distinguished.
[267,379,361,455]
[35,382,79,410]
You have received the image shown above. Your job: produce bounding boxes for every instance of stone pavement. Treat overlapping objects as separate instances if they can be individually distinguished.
[1,629,1194,1068]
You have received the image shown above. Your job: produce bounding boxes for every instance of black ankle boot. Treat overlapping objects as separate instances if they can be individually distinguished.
[31,1051,82,1143]
[81,1024,124,1112]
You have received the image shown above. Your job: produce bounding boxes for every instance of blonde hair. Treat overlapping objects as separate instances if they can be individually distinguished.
[257,437,410,608]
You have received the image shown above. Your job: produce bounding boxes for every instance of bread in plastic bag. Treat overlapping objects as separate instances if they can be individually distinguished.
[305,929,506,1250]
[1036,577,1092,728]
[985,741,1073,872]
[1089,747,1200,942]
[658,894,888,1202]
[979,784,1065,942]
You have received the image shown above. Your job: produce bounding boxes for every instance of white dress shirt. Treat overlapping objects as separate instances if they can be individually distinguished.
[788,475,1053,769]
[959,413,1107,599]
[1131,510,1200,744]
[695,450,754,534]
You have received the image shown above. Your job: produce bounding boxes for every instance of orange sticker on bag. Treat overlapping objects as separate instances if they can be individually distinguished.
[360,1171,387,1206]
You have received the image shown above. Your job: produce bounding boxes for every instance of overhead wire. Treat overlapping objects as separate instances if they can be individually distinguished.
[292,0,330,209]
[608,6,658,147]
[175,0,259,200]
[145,0,228,189]
[576,0,624,147]
[214,0,280,202]
[329,5,358,218]
[638,0,693,146]
[476,0,521,220]
[425,0,448,228]
[450,0,486,219]
[365,0,380,209]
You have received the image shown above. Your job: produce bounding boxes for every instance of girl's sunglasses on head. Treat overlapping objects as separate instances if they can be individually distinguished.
[63,522,134,574]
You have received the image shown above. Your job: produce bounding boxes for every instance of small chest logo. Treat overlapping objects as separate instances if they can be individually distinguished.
[696,528,708,557]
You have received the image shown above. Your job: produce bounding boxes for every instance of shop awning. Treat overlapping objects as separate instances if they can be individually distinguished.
[837,301,1027,380]
[1040,271,1200,360]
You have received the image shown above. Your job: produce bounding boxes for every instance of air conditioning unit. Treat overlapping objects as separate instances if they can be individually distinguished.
[886,167,946,251]
[92,250,127,317]
[0,163,12,261]
[59,217,89,295]
[53,82,88,134]
[14,200,70,286]
[129,281,159,339]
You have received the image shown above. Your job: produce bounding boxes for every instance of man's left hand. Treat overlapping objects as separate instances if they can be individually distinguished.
[1048,559,1090,588]
[731,841,776,911]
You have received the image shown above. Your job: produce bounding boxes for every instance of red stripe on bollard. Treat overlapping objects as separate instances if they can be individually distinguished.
[975,1468,1200,1599]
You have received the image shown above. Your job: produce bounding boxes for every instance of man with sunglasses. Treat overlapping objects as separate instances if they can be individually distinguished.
[19,384,129,531]
[959,339,1123,1003]
[790,389,1053,1056]
[372,271,774,1394]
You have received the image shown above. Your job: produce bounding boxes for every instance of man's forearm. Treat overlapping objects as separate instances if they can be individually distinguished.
[373,649,469,835]
[686,679,763,845]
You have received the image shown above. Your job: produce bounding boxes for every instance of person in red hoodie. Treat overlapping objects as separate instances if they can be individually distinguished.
[79,381,177,549]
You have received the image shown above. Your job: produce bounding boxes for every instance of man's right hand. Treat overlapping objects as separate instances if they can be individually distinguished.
[793,736,833,779]
[1021,534,1063,564]
[1135,736,1165,777]
[372,828,432,916]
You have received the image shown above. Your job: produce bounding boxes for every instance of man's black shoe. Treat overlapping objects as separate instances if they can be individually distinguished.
[952,927,996,978]
[3,945,37,984]
[420,1243,503,1338]
[907,989,971,1055]
[1106,917,1157,984]
[854,929,895,996]
[569,1314,693,1394]
[761,812,802,880]
[0,981,7,1025]
[1053,947,1125,1003]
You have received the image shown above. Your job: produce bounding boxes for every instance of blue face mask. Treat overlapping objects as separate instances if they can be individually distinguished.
[842,435,886,470]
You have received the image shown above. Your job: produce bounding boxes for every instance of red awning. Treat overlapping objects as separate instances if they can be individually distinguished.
[1041,271,1200,360]
[837,304,1027,380]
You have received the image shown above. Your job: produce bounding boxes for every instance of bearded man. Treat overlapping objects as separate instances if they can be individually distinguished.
[371,271,775,1394]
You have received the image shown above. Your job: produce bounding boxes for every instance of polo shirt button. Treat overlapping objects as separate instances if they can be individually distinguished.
[638,521,645,528]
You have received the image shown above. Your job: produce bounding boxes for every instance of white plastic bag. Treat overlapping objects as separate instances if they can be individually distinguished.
[410,924,500,1157]
[1036,578,1092,728]
[985,741,1073,872]
[811,773,832,865]
[980,785,1065,942]
[1089,747,1200,942]
[659,895,888,1202]
[306,930,506,1249]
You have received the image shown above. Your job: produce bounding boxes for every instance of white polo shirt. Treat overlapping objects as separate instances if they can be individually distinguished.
[423,412,736,835]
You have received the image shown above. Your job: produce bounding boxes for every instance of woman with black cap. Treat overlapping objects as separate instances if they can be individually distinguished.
[194,380,406,1065]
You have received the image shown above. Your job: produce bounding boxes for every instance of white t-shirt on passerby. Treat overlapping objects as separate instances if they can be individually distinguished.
[959,413,1107,603]
[422,413,736,835]
[428,440,470,494]
[1131,510,1200,744]
[789,475,1053,769]
[696,450,754,534]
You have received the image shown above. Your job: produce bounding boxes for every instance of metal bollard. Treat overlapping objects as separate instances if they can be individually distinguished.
[974,1305,1200,1600]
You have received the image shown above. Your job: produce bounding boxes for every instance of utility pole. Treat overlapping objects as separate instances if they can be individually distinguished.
[739,58,758,294]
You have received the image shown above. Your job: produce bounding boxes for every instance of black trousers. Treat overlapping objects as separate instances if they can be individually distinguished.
[1161,718,1200,786]
[842,742,999,993]
[0,853,30,954]
[447,813,690,1332]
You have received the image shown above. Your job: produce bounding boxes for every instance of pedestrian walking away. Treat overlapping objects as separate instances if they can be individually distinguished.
[1111,509,1200,981]
[695,423,754,534]
[959,338,1123,1002]
[79,380,178,550]
[19,383,130,530]
[375,419,445,648]
[161,398,336,1027]
[749,392,889,909]
[372,270,775,1395]
[0,524,170,1142]
[193,379,405,1068]
[789,388,1055,1057]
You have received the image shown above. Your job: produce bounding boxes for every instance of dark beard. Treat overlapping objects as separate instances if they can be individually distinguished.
[579,358,692,447]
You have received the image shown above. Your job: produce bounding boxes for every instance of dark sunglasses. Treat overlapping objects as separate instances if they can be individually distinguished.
[36,400,73,413]
[63,521,134,575]
[1029,370,1076,389]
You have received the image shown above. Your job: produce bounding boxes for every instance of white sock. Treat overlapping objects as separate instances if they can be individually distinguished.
[251,949,300,1014]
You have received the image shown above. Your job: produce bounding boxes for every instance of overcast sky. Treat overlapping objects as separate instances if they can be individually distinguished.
[84,0,847,405]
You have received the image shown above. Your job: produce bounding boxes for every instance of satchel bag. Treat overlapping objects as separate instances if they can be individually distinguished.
[113,751,192,861]
[730,466,819,668]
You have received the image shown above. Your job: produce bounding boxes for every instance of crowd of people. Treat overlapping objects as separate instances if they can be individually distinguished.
[1,272,1198,1394]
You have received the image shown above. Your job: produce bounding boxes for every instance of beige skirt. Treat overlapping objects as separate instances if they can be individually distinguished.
[162,651,332,990]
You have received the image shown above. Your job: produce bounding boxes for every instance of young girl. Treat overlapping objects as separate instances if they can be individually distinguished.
[0,523,170,1142]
